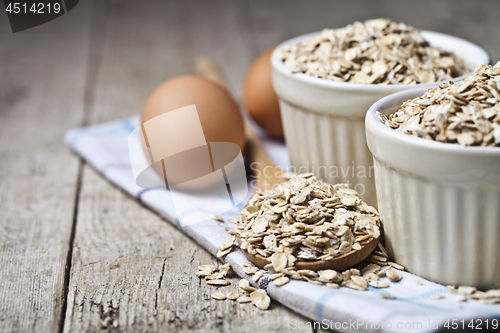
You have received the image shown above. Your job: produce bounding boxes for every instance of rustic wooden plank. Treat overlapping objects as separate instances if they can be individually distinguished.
[64,167,312,332]
[0,2,94,332]
[63,0,313,331]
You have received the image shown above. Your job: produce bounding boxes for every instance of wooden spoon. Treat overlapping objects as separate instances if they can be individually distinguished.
[194,56,378,272]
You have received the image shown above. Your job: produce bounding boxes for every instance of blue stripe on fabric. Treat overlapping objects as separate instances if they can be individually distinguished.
[367,286,452,313]
[137,188,152,199]
[67,127,129,147]
[175,217,182,230]
[367,286,500,316]
[403,287,450,301]
[314,291,337,322]
[123,118,137,133]
[66,128,90,147]
[66,117,138,147]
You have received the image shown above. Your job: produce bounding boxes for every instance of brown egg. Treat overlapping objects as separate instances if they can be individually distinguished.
[141,75,245,153]
[243,46,283,139]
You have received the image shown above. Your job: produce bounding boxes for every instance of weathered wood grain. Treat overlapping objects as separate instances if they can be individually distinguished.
[63,0,313,332]
[64,167,311,332]
[0,2,93,332]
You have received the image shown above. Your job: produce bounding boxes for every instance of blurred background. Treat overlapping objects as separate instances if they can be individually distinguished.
[2,0,499,123]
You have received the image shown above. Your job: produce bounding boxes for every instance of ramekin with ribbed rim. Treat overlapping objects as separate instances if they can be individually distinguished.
[271,31,490,207]
[365,87,500,288]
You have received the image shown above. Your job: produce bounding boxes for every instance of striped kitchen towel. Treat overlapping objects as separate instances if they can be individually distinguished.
[65,116,500,333]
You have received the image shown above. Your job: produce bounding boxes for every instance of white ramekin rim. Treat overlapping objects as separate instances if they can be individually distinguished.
[271,30,491,93]
[365,87,500,156]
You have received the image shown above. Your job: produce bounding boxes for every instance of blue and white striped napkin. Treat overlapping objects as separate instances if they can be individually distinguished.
[65,116,500,333]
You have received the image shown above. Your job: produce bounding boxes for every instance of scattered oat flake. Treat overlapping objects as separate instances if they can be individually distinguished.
[226,291,239,300]
[377,266,392,277]
[457,286,477,295]
[251,289,271,310]
[263,263,274,271]
[318,269,340,283]
[361,263,380,276]
[430,295,445,300]
[237,295,252,303]
[195,270,213,278]
[239,279,256,293]
[243,265,259,275]
[371,255,387,262]
[207,279,230,286]
[252,270,265,282]
[386,269,402,282]
[273,276,290,287]
[351,275,368,289]
[388,262,405,271]
[216,248,231,258]
[210,214,224,222]
[345,280,367,291]
[220,236,235,251]
[269,272,284,280]
[239,279,250,289]
[377,243,389,258]
[271,252,288,272]
[380,293,395,299]
[369,280,390,288]
[480,298,500,305]
[211,292,226,300]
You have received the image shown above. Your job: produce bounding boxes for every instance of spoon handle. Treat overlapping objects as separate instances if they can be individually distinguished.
[194,56,284,192]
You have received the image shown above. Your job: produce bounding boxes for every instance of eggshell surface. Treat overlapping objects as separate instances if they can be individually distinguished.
[141,75,245,153]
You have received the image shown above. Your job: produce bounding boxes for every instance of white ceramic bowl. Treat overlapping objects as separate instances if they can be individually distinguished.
[271,30,490,206]
[366,87,500,288]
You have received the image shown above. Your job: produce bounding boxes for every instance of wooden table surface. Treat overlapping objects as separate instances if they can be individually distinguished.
[1,1,499,332]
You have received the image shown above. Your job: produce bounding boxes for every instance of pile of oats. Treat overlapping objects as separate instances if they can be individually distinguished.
[196,263,231,286]
[231,173,380,263]
[217,235,235,258]
[241,240,405,297]
[447,286,500,304]
[197,263,271,310]
[278,18,471,84]
[378,62,500,147]
[426,285,500,304]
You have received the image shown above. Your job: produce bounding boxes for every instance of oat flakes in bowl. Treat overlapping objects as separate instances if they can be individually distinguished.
[271,19,489,207]
[378,62,500,147]
[278,18,472,84]
[365,63,500,287]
